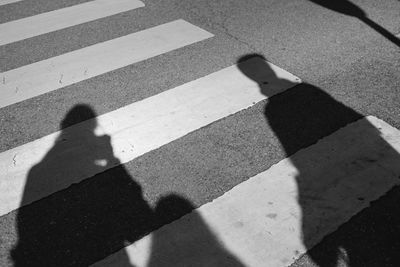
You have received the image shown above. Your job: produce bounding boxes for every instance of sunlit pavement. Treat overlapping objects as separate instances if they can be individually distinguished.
[0,0,399,266]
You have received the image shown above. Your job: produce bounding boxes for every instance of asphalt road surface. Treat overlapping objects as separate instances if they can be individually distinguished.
[0,0,400,266]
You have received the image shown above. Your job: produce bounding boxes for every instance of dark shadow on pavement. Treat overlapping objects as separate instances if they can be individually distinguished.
[148,194,245,267]
[308,0,400,47]
[11,104,153,266]
[237,54,400,267]
[10,104,244,266]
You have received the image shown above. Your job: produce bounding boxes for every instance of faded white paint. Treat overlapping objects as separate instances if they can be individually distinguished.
[0,0,22,6]
[0,0,144,45]
[0,57,300,216]
[0,20,213,108]
[93,116,400,267]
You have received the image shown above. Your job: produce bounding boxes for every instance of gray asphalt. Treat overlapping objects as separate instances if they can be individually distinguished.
[0,0,399,266]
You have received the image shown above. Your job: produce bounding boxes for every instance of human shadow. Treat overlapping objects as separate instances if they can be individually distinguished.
[148,194,244,267]
[11,104,153,266]
[237,54,400,266]
[10,104,245,266]
[308,0,400,47]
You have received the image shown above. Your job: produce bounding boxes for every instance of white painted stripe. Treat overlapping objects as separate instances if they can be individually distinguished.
[0,20,213,109]
[0,0,144,46]
[0,57,300,216]
[0,0,22,6]
[93,116,400,267]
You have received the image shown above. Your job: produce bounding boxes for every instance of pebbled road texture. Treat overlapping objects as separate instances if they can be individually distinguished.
[0,0,399,266]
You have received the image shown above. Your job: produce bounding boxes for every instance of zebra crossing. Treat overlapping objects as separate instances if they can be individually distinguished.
[95,116,400,267]
[1,0,400,266]
[0,56,300,216]
[0,0,144,46]
[1,19,213,108]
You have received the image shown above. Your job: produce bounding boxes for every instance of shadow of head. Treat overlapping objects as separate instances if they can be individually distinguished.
[61,104,97,130]
[237,54,271,84]
[154,194,194,221]
[237,53,298,98]
[149,194,245,267]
